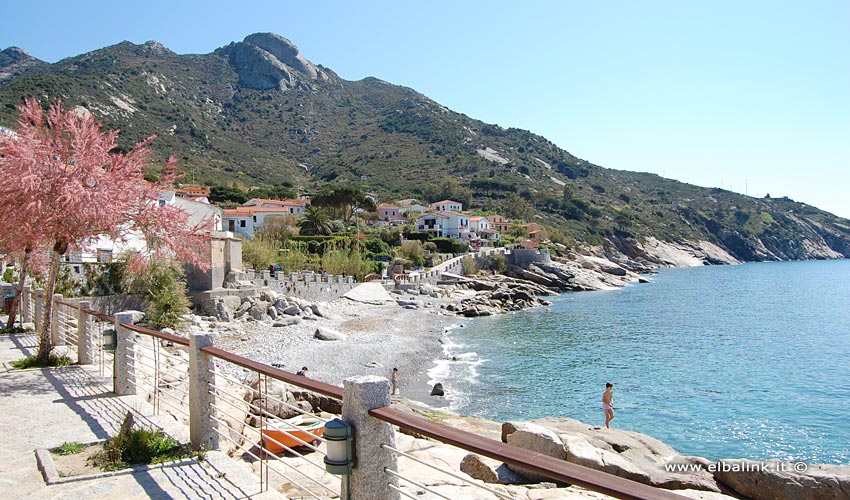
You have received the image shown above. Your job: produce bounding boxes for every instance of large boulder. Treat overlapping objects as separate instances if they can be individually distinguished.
[561,434,651,484]
[509,417,721,492]
[460,453,522,485]
[714,459,850,500]
[314,327,346,341]
[282,304,301,316]
[505,423,567,483]
[243,378,312,423]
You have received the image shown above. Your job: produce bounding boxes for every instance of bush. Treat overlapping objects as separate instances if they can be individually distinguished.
[93,412,197,471]
[431,238,468,255]
[242,236,278,271]
[398,241,426,267]
[127,262,191,329]
[461,256,477,276]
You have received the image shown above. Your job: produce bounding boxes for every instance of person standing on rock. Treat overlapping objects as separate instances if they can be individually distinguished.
[391,368,399,395]
[602,382,615,428]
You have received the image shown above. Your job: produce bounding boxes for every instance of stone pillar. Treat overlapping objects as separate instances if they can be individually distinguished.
[33,289,44,335]
[247,269,255,280]
[78,300,92,365]
[50,294,63,346]
[189,332,218,451]
[113,312,136,396]
[342,376,398,500]
[21,285,31,323]
[262,270,271,281]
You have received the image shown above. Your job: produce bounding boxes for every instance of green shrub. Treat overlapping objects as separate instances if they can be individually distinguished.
[461,256,477,275]
[127,262,191,329]
[54,442,86,455]
[10,353,73,369]
[242,235,278,271]
[93,412,197,472]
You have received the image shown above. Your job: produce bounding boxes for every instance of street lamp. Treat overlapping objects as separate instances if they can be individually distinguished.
[323,418,354,475]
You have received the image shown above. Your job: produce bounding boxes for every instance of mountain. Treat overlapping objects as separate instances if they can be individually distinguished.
[2,33,849,265]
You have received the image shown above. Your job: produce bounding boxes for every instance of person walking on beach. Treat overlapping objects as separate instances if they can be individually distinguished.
[391,368,399,395]
[602,382,614,428]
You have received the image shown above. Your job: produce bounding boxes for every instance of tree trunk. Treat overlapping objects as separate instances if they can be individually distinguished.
[36,240,68,364]
[5,245,31,330]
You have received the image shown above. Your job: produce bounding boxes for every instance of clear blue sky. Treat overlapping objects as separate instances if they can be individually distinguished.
[3,0,849,217]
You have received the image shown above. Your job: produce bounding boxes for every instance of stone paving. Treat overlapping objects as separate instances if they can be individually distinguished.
[0,331,287,500]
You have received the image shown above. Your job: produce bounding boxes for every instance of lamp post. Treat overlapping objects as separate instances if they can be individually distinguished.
[324,418,354,475]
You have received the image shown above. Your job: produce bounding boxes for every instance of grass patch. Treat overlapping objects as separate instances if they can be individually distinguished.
[9,353,74,369]
[420,410,448,423]
[0,325,30,335]
[54,442,87,455]
[91,412,203,472]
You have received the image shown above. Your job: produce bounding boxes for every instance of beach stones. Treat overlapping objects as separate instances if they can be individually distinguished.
[430,383,445,396]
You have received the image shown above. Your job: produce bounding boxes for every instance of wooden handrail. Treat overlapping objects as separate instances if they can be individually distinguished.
[370,406,690,500]
[200,345,344,400]
[119,322,190,347]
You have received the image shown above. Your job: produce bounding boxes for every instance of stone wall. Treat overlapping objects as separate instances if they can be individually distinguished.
[506,248,551,268]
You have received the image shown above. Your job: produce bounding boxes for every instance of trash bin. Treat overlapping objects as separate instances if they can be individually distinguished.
[3,294,15,314]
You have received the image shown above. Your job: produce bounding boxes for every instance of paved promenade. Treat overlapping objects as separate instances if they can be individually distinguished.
[0,331,286,500]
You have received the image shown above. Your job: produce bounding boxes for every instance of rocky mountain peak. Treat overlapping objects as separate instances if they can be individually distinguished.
[0,47,47,81]
[141,40,173,56]
[216,32,327,91]
[0,47,38,68]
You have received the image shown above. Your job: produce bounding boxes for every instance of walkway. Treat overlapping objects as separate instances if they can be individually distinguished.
[0,332,286,500]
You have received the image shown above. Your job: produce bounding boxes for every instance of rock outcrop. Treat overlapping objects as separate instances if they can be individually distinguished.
[502,418,722,493]
[713,459,850,500]
[216,33,327,91]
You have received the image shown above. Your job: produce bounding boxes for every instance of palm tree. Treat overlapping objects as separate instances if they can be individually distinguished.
[298,206,333,236]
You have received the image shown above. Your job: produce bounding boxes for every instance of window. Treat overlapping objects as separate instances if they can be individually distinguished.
[240,220,246,228]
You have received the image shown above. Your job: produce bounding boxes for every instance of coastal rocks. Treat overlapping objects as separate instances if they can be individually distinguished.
[460,453,522,484]
[561,434,651,484]
[713,460,850,500]
[314,327,346,341]
[505,423,568,483]
[243,378,313,424]
[446,275,553,316]
[502,418,722,493]
[430,383,445,396]
[207,288,330,325]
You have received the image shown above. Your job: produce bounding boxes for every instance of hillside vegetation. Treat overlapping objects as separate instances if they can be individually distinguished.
[2,34,848,264]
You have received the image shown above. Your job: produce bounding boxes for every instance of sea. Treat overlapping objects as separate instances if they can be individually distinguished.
[427,259,850,465]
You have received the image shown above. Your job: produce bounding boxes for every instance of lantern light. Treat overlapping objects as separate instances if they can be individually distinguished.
[323,418,354,475]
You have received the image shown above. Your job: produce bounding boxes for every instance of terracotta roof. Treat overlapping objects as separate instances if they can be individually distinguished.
[223,206,295,216]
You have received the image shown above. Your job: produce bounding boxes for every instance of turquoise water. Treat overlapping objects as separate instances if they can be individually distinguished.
[432,260,850,464]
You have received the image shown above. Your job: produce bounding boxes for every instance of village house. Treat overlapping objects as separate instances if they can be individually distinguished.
[487,214,512,234]
[468,216,500,246]
[377,203,405,223]
[430,199,463,212]
[416,211,470,239]
[243,197,309,215]
[223,206,299,239]
[62,190,223,273]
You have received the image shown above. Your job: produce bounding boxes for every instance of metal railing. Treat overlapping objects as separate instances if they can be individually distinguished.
[33,292,692,500]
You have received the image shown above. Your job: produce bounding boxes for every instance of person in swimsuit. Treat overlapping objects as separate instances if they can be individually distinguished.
[602,382,614,429]
[391,368,399,395]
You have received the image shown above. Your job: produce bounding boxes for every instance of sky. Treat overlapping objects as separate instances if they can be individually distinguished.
[2,0,849,218]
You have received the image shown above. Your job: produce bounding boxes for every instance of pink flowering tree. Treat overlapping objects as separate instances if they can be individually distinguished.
[0,98,212,363]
